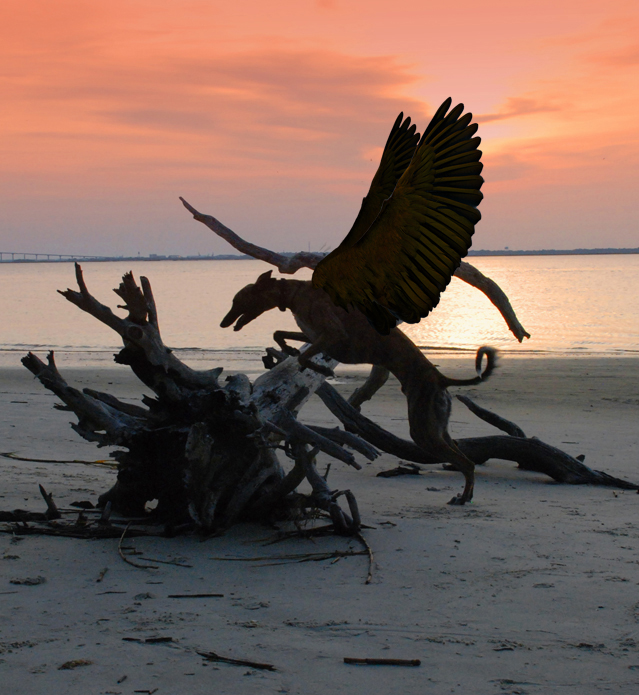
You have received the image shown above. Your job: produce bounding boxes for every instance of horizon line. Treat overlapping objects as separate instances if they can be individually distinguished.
[1,247,639,263]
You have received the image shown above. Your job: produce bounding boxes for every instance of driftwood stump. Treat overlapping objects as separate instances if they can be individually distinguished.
[22,265,375,535]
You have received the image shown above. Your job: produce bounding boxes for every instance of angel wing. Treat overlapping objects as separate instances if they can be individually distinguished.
[312,98,483,335]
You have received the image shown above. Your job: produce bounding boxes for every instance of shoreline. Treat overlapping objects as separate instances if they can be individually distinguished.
[2,348,639,373]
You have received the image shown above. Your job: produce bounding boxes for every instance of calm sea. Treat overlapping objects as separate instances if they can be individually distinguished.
[1,256,638,371]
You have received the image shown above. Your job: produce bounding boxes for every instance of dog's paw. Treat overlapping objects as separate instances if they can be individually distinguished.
[262,354,276,370]
[447,495,466,506]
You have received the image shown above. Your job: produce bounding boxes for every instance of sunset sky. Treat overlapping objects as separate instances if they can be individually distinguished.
[1,0,638,256]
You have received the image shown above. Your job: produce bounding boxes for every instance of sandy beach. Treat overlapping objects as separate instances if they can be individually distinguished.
[1,356,639,694]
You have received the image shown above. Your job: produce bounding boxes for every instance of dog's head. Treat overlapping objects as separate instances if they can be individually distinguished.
[220,270,282,331]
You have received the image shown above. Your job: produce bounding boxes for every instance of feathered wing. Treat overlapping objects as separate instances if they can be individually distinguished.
[312,98,484,334]
[338,113,421,249]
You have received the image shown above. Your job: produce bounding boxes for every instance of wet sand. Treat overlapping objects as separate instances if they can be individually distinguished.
[1,357,639,694]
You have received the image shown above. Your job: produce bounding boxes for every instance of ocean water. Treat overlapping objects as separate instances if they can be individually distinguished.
[0,256,638,372]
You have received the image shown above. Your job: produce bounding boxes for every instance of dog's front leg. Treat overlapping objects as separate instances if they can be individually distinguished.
[298,336,335,377]
[273,330,309,357]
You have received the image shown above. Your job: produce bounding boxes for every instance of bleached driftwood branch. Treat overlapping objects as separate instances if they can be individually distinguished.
[180,197,322,275]
[454,396,638,489]
[22,352,145,447]
[60,263,222,400]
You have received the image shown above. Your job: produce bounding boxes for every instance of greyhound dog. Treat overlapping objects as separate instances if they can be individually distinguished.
[221,270,496,504]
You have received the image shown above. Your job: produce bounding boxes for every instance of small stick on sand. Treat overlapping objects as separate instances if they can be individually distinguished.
[139,557,193,568]
[197,650,276,671]
[1,452,118,468]
[261,524,341,545]
[209,551,365,564]
[376,463,422,478]
[355,532,374,585]
[344,658,421,666]
[168,593,224,598]
[96,567,108,583]
[118,524,158,570]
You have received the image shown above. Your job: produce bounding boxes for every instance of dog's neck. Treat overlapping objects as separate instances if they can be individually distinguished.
[274,278,307,313]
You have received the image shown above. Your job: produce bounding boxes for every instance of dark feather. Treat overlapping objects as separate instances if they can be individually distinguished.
[338,113,421,250]
[313,99,484,335]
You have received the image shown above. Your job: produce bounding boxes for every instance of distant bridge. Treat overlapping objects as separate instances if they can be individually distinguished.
[0,252,253,263]
[0,252,106,262]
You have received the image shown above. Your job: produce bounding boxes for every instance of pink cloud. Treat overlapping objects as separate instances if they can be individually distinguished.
[1,44,427,188]
[476,97,564,124]
[588,42,639,66]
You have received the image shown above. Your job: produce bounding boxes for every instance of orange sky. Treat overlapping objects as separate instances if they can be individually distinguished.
[1,0,637,255]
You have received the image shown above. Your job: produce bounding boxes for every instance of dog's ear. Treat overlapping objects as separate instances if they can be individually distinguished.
[255,270,273,285]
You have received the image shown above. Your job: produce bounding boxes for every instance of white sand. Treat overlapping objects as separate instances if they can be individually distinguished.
[1,357,639,694]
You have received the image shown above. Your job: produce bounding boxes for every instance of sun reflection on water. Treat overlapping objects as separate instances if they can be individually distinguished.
[401,255,639,357]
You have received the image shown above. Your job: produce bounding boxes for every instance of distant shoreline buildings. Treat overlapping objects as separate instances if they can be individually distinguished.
[1,248,638,263]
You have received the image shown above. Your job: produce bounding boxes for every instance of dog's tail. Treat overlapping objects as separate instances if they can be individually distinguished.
[440,346,497,387]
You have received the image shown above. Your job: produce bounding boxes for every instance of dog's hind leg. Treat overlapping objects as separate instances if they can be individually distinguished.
[406,385,476,503]
[441,443,476,505]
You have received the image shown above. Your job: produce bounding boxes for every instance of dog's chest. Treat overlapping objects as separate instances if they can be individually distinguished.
[293,315,321,342]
